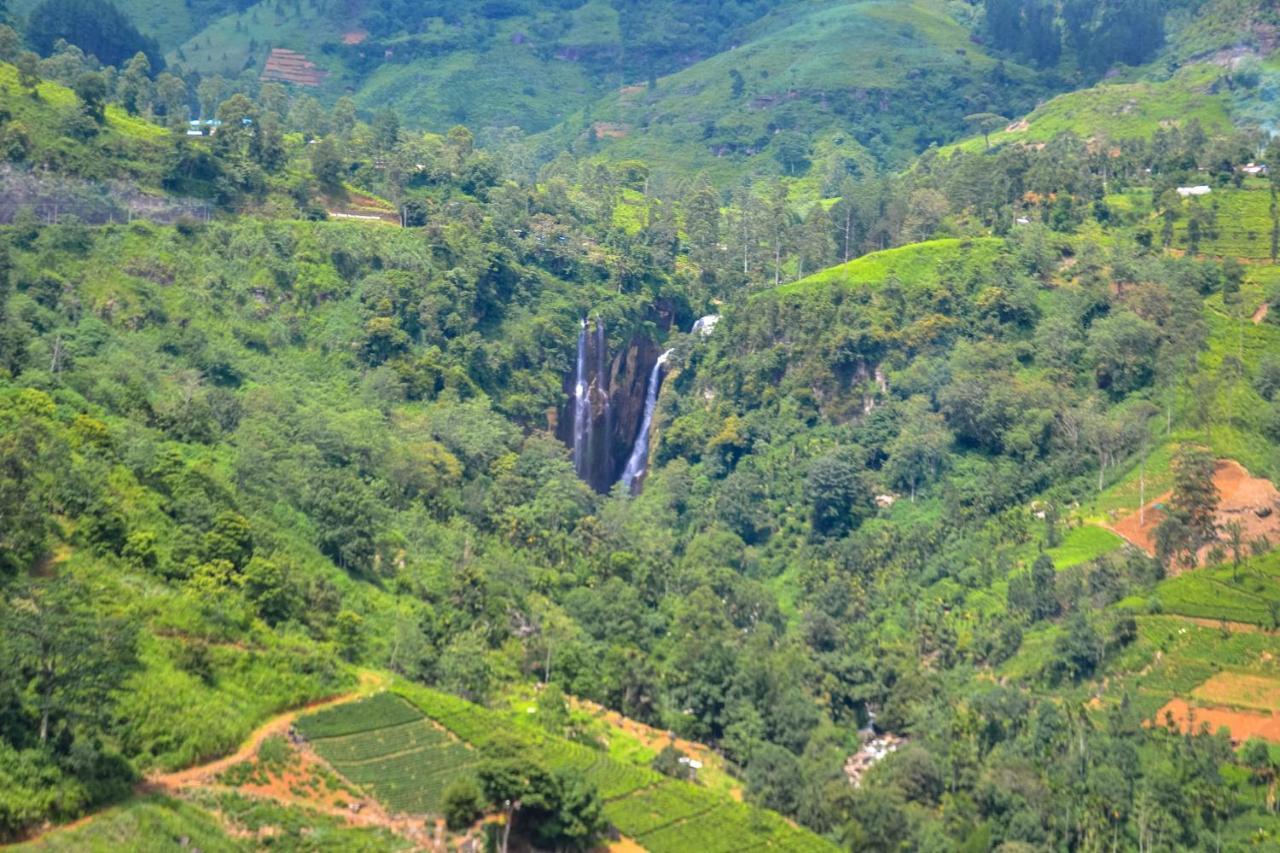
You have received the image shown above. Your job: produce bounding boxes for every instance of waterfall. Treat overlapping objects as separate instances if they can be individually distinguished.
[620,349,672,494]
[691,314,720,336]
[572,318,589,476]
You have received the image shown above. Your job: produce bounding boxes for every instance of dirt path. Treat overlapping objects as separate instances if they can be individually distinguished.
[1176,616,1273,634]
[17,672,387,847]
[1255,302,1270,324]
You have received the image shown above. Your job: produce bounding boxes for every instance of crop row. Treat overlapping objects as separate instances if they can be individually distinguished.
[296,693,424,740]
[327,740,475,786]
[311,719,451,764]
[391,685,837,850]
[604,781,721,836]
[370,761,482,815]
[582,756,660,800]
[639,799,836,853]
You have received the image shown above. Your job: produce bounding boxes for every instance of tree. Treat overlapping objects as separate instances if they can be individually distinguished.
[0,417,56,573]
[72,71,107,126]
[373,108,401,153]
[1048,612,1101,683]
[334,609,363,661]
[1030,553,1059,621]
[154,72,188,129]
[1169,445,1218,548]
[116,51,151,116]
[746,742,803,815]
[196,76,225,120]
[886,396,953,501]
[250,111,285,172]
[0,24,20,63]
[805,450,868,539]
[310,137,344,193]
[3,576,139,743]
[15,51,39,97]
[1086,310,1159,396]
[477,734,606,852]
[796,203,834,279]
[331,96,357,138]
[652,744,694,780]
[965,112,1009,150]
[442,778,486,830]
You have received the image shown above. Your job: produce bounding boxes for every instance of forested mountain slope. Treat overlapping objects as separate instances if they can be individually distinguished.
[3,0,1280,850]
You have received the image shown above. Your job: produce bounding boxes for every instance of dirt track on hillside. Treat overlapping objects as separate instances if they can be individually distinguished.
[17,673,388,847]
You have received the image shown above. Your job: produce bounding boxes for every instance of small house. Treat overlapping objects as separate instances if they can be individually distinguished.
[1176,185,1211,198]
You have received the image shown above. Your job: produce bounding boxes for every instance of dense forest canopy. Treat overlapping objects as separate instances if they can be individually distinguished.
[3,0,1280,850]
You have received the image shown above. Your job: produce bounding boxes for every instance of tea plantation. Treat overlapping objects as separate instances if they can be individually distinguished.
[297,687,837,851]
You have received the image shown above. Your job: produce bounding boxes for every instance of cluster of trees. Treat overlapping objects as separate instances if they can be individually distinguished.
[983,0,1167,73]
[23,0,162,69]
[0,29,1278,848]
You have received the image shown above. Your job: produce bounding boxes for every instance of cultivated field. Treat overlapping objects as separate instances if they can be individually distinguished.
[297,694,480,816]
[300,685,839,851]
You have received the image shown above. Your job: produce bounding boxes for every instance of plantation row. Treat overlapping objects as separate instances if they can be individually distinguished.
[295,693,423,740]
[309,719,453,765]
[300,694,481,816]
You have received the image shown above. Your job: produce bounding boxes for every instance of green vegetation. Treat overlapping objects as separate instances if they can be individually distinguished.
[12,797,237,852]
[5,0,1280,849]
[1047,524,1125,569]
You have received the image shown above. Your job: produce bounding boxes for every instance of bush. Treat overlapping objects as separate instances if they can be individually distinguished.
[442,778,485,831]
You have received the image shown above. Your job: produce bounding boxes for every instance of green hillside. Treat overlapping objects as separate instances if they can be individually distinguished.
[7,1,1280,850]
[552,0,1048,182]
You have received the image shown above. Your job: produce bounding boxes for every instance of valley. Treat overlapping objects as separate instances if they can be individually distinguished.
[3,0,1280,850]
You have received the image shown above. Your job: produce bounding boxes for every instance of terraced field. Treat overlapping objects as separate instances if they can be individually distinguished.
[297,693,480,816]
[1174,184,1275,260]
[386,684,840,850]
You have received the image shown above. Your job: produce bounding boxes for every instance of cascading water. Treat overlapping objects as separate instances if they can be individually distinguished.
[691,314,720,336]
[620,349,672,494]
[572,318,589,477]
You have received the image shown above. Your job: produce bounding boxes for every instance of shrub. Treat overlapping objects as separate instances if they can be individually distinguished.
[442,778,485,830]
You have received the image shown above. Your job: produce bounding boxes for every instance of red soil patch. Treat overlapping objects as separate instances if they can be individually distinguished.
[1107,459,1280,567]
[1255,302,1270,324]
[1154,697,1280,743]
[342,30,368,45]
[223,741,442,847]
[260,48,328,87]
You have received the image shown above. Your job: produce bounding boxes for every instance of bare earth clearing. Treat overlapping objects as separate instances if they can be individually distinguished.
[1108,459,1280,567]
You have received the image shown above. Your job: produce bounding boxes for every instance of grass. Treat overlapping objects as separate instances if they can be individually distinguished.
[11,796,238,853]
[1151,550,1280,626]
[0,65,166,142]
[1173,183,1276,260]
[295,693,421,740]
[1046,524,1126,569]
[769,237,1003,297]
[551,0,1046,183]
[940,63,1234,155]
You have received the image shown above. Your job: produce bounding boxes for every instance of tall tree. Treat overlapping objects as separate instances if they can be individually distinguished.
[3,576,139,743]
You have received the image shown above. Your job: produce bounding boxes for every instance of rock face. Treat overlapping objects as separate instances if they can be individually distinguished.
[556,322,661,493]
